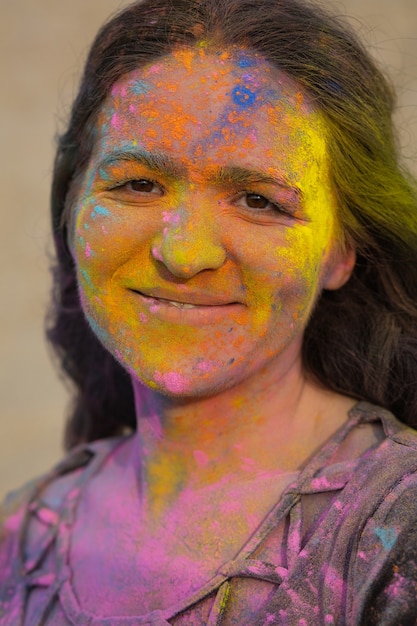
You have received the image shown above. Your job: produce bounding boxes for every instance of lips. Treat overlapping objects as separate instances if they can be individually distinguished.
[147,296,199,309]
[130,288,245,326]
[132,288,239,308]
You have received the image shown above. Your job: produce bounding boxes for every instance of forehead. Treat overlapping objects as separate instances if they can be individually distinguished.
[95,47,328,182]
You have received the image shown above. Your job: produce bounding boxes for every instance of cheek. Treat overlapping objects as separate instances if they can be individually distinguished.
[239,229,326,328]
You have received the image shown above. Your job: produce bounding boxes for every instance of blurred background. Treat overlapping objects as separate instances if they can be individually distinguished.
[1,0,416,498]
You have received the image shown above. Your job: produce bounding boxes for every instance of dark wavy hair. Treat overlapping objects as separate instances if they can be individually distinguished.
[48,0,417,449]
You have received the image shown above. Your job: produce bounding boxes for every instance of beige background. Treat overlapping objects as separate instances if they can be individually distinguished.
[1,1,416,499]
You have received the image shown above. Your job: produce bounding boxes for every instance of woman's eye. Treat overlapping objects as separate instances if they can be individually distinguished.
[244,193,271,210]
[126,179,160,194]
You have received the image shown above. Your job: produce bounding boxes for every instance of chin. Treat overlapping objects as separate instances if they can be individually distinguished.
[128,353,267,401]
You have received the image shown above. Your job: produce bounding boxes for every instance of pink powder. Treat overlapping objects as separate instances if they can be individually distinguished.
[111,112,121,129]
[162,211,180,224]
[154,371,190,393]
[386,572,408,599]
[110,84,119,97]
[4,509,24,532]
[311,475,331,490]
[85,242,92,258]
[324,565,345,598]
[111,83,128,97]
[193,449,209,467]
[148,64,163,74]
[151,245,163,261]
[36,507,59,525]
[197,361,215,372]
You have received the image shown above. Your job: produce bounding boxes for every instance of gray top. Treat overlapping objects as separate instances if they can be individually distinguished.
[1,402,417,625]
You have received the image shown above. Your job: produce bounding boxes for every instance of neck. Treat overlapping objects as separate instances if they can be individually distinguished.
[128,355,354,518]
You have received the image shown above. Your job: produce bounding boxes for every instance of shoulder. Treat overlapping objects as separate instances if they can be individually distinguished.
[342,403,417,622]
[0,438,122,588]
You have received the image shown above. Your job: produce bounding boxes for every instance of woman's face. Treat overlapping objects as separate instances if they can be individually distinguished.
[71,48,354,397]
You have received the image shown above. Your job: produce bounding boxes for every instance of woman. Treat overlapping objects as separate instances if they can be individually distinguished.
[2,0,417,623]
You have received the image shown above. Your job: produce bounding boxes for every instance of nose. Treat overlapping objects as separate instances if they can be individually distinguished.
[151,205,226,278]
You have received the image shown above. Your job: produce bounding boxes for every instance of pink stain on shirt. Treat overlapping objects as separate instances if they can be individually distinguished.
[311,475,331,490]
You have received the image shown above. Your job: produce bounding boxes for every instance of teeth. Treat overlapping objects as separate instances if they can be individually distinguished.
[163,299,197,309]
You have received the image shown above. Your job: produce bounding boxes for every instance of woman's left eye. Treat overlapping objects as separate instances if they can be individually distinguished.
[242,193,272,209]
[237,192,289,215]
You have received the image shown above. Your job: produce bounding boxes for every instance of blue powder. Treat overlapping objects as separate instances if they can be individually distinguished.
[80,268,94,290]
[374,527,397,551]
[231,84,257,108]
[236,54,254,68]
[131,80,150,95]
[86,314,109,344]
[99,167,111,181]
[91,205,111,219]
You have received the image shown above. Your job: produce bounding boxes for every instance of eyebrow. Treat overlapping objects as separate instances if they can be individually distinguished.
[99,149,300,195]
[100,149,185,179]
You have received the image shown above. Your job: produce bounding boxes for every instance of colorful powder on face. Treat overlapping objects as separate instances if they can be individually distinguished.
[154,371,190,393]
[71,47,346,403]
[91,205,111,218]
[193,450,210,467]
[85,242,93,258]
[130,80,151,95]
[231,84,257,107]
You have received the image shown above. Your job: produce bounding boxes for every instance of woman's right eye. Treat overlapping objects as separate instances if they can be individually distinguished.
[123,179,162,195]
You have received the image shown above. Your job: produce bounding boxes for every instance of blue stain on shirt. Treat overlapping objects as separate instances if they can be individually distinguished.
[374,527,397,551]
[232,84,257,108]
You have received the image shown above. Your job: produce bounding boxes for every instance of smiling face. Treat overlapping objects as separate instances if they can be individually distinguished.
[70,47,354,397]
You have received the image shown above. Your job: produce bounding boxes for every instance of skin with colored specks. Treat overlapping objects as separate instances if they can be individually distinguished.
[72,49,354,404]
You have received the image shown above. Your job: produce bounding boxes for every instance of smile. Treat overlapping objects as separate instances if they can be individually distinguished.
[132,290,245,326]
[150,297,205,309]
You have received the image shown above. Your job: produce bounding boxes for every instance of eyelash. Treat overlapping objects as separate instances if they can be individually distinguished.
[108,178,295,218]
[234,190,294,217]
[111,177,162,193]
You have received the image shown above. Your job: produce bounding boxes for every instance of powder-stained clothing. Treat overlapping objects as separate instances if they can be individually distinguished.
[1,402,417,625]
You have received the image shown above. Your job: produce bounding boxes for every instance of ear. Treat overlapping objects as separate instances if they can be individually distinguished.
[322,245,356,291]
